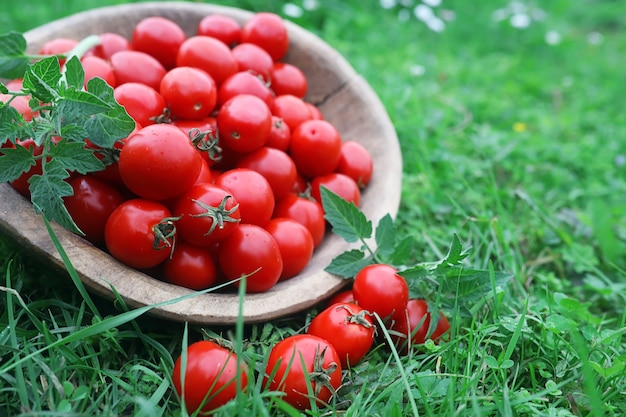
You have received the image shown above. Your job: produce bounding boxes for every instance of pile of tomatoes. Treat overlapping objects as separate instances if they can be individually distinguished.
[6,11,374,294]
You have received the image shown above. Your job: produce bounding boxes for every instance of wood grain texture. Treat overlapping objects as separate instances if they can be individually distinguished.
[0,2,402,324]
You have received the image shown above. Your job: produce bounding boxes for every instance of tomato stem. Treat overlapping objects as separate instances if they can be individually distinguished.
[309,344,339,399]
[191,195,240,236]
[152,215,183,258]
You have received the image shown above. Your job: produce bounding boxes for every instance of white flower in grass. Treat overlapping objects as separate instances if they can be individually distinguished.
[423,0,442,6]
[282,3,303,18]
[510,13,531,29]
[414,4,434,21]
[409,64,426,76]
[303,0,319,11]
[545,30,561,45]
[587,31,604,45]
[380,0,397,9]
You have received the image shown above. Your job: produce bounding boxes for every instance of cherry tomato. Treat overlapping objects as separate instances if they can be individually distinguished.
[171,117,220,166]
[326,289,355,307]
[273,194,326,248]
[132,16,186,69]
[272,94,312,132]
[80,55,116,88]
[240,12,289,61]
[269,62,308,98]
[162,241,218,290]
[290,119,342,179]
[196,14,241,47]
[336,141,374,188]
[86,32,133,60]
[104,198,177,269]
[217,94,272,153]
[177,36,238,86]
[231,42,274,82]
[352,264,409,321]
[217,223,283,293]
[38,38,78,66]
[114,82,166,127]
[110,50,167,91]
[172,182,241,247]
[218,71,275,111]
[118,124,203,201]
[64,175,125,246]
[172,340,248,415]
[266,116,291,152]
[390,299,451,354]
[235,147,297,202]
[215,168,275,227]
[160,66,217,120]
[264,334,342,410]
[265,217,314,280]
[307,302,375,368]
[310,172,361,207]
[306,102,324,120]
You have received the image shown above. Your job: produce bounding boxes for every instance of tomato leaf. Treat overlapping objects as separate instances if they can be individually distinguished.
[23,56,61,103]
[324,249,373,278]
[0,32,29,79]
[374,213,398,261]
[320,186,372,243]
[47,140,104,174]
[0,145,36,183]
[0,103,26,144]
[62,55,85,90]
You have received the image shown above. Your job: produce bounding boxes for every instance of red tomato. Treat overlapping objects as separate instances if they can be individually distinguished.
[160,66,217,120]
[114,82,166,127]
[266,116,291,152]
[307,302,375,368]
[269,62,308,98]
[118,124,203,201]
[104,198,176,269]
[0,93,36,121]
[217,223,283,293]
[214,168,275,227]
[310,172,361,207]
[217,94,272,153]
[273,194,326,248]
[231,42,274,82]
[196,14,241,47]
[236,147,297,202]
[172,340,248,415]
[110,50,167,91]
[217,71,275,111]
[265,217,314,280]
[162,241,218,290]
[80,55,116,88]
[290,119,342,179]
[264,334,342,410]
[38,38,78,66]
[337,140,374,188]
[171,117,220,166]
[326,289,355,307]
[172,182,241,247]
[272,94,312,132]
[86,32,133,60]
[306,102,324,120]
[352,264,409,321]
[132,16,186,69]
[9,139,44,198]
[240,12,289,61]
[390,299,451,354]
[64,175,125,246]
[176,36,238,86]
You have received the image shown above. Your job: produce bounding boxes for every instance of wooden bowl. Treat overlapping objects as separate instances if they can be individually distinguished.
[0,2,402,324]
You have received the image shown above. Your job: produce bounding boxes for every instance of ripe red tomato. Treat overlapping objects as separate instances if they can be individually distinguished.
[266,116,291,152]
[38,38,78,66]
[269,62,308,98]
[307,302,375,368]
[272,94,312,132]
[80,56,116,88]
[273,194,326,248]
[161,241,218,290]
[218,71,275,111]
[172,182,241,247]
[310,172,361,207]
[235,147,297,202]
[390,299,451,354]
[290,119,342,179]
[325,289,355,307]
[114,82,166,127]
[118,124,203,201]
[217,223,283,293]
[353,264,409,321]
[217,94,272,153]
[64,175,125,246]
[306,102,324,120]
[172,340,248,415]
[214,168,275,227]
[337,141,374,188]
[109,50,166,91]
[160,66,217,120]
[264,334,342,410]
[240,12,289,61]
[231,42,274,82]
[196,14,241,47]
[265,217,314,280]
[171,117,220,166]
[177,36,238,86]
[86,32,133,60]
[104,198,176,269]
[132,16,186,69]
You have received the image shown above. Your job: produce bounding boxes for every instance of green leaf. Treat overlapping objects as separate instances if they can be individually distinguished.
[436,234,468,270]
[387,236,414,266]
[23,56,62,103]
[61,56,85,90]
[0,103,26,143]
[325,249,372,278]
[320,186,372,243]
[0,145,36,183]
[439,267,512,302]
[47,140,104,174]
[374,213,396,261]
[56,89,112,120]
[0,32,29,79]
[58,123,89,142]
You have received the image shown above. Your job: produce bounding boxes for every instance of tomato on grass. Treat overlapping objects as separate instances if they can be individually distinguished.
[390,299,451,354]
[352,263,409,321]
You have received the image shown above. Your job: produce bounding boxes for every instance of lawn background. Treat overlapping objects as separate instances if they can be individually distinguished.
[1,0,626,416]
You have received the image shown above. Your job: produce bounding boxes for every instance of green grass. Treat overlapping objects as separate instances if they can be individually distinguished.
[2,0,626,415]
